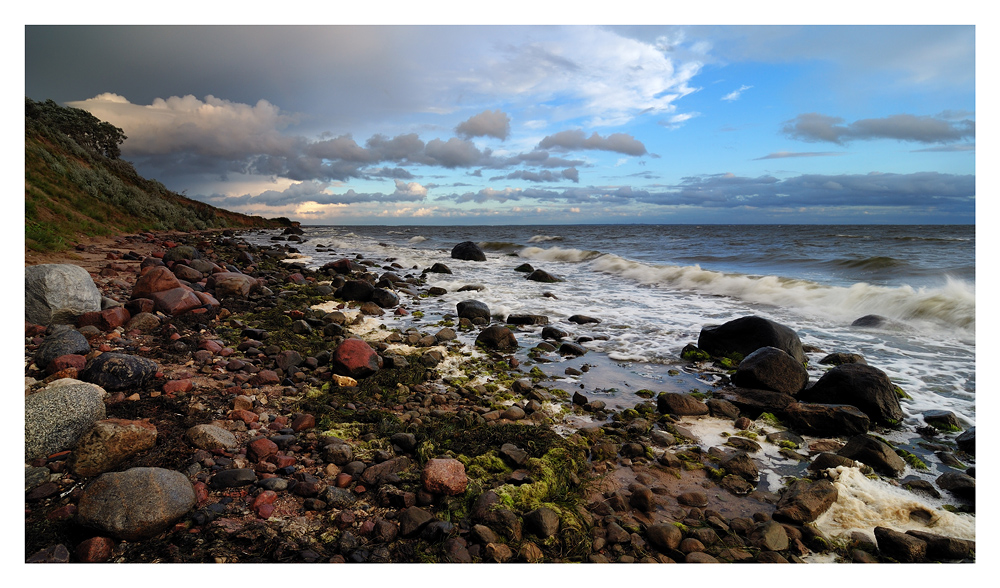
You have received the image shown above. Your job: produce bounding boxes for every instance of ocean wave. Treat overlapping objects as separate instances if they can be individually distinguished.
[408,236,428,244]
[894,236,973,242]
[587,254,975,333]
[833,256,907,270]
[519,246,603,263]
[528,234,564,243]
[478,241,521,251]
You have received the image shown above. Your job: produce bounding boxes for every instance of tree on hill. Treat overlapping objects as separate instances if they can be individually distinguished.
[25,97,127,159]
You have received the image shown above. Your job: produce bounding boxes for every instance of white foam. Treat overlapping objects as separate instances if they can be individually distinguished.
[814,466,975,542]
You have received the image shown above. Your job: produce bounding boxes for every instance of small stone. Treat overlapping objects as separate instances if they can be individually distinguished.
[75,536,115,562]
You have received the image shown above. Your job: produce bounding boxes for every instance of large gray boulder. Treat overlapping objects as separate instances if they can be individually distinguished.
[697,316,805,363]
[25,380,107,460]
[25,264,102,325]
[76,467,196,540]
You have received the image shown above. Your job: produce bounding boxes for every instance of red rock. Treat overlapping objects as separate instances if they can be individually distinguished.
[25,321,47,337]
[422,458,468,496]
[76,536,115,563]
[256,503,275,519]
[288,273,306,285]
[46,504,77,521]
[125,298,155,315]
[229,409,259,424]
[332,338,383,378]
[199,339,223,354]
[247,438,279,462]
[336,473,353,488]
[248,370,281,386]
[163,379,193,395]
[291,413,316,432]
[253,490,278,509]
[194,291,220,310]
[394,308,409,316]
[132,266,182,299]
[98,307,131,330]
[270,455,296,468]
[193,482,209,505]
[47,354,87,375]
[151,287,202,316]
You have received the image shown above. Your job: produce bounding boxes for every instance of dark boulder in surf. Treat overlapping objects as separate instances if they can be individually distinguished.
[697,316,805,364]
[457,300,491,324]
[476,325,518,351]
[526,269,562,283]
[451,241,487,262]
[798,364,903,426]
[732,346,809,396]
[851,315,888,328]
[782,403,871,437]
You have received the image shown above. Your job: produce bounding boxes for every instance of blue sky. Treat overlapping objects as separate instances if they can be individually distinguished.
[23,15,979,225]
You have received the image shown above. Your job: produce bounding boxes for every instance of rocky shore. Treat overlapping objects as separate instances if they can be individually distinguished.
[24,229,975,564]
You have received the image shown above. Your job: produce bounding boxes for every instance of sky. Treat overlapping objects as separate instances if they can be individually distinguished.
[22,11,981,225]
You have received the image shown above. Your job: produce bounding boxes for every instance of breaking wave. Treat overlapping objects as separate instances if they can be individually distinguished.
[528,234,564,243]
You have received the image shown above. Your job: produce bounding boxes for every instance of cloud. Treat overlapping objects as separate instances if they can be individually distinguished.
[489,168,580,183]
[455,109,511,140]
[911,144,976,153]
[198,179,428,208]
[430,171,973,216]
[721,84,752,101]
[754,151,848,160]
[67,93,299,158]
[537,129,647,156]
[783,112,975,145]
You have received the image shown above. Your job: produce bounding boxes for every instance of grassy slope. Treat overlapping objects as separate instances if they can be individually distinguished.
[25,114,282,252]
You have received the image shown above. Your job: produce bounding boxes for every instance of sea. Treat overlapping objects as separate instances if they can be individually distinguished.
[241,224,976,541]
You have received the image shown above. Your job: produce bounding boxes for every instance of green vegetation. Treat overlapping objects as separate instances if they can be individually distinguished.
[895,448,929,470]
[25,97,280,252]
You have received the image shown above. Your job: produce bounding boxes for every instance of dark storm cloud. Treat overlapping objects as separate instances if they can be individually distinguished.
[537,129,648,156]
[456,110,511,140]
[783,113,975,145]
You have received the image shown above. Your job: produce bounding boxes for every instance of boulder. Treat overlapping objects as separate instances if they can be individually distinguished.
[697,316,805,364]
[715,387,796,416]
[476,326,518,351]
[33,326,91,370]
[132,266,182,299]
[526,269,562,283]
[340,279,375,302]
[874,526,927,562]
[524,507,560,538]
[541,326,569,340]
[936,472,975,501]
[905,531,975,561]
[837,435,906,477]
[657,393,709,416]
[457,300,491,323]
[172,264,204,282]
[956,427,975,454]
[151,287,203,316]
[25,380,107,460]
[782,403,871,437]
[68,419,158,477]
[426,262,453,274]
[331,338,382,378]
[207,272,257,298]
[162,245,201,263]
[76,467,196,540]
[370,288,399,308]
[732,346,809,396]
[422,458,468,496]
[25,264,102,325]
[185,424,238,450]
[773,478,838,523]
[81,353,158,391]
[798,364,903,426]
[568,315,600,324]
[819,352,867,366]
[451,241,487,262]
[721,452,759,482]
[506,314,549,325]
